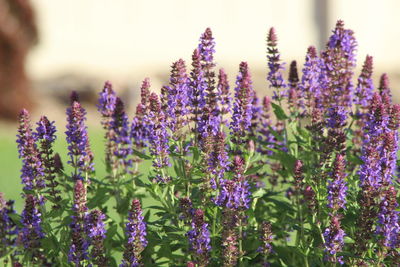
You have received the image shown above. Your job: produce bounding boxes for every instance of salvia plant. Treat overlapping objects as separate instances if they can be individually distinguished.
[1,20,400,266]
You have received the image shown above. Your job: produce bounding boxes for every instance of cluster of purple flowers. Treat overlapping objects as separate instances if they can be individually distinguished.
[266,27,286,101]
[66,96,94,181]
[230,62,254,143]
[215,156,250,210]
[16,109,45,192]
[5,20,400,266]
[0,193,17,253]
[121,199,148,267]
[186,209,211,266]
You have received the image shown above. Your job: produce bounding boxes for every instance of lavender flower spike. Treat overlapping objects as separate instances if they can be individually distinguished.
[68,180,89,265]
[97,81,117,165]
[146,93,171,181]
[97,81,117,125]
[327,154,347,211]
[16,109,45,193]
[186,209,211,266]
[267,27,286,101]
[35,116,61,208]
[110,97,133,173]
[323,215,345,265]
[230,62,254,143]
[162,59,190,135]
[189,48,207,133]
[0,193,17,254]
[217,68,231,125]
[131,78,152,151]
[20,194,44,255]
[322,20,357,110]
[215,156,250,210]
[375,186,400,249]
[121,199,147,267]
[66,96,94,182]
[85,210,108,266]
[354,55,374,109]
[300,46,326,114]
[198,27,216,90]
[258,221,273,265]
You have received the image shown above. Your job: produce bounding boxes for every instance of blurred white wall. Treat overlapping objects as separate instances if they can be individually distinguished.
[27,0,316,84]
[27,0,400,90]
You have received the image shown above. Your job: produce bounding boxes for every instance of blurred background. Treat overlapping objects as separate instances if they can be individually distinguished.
[1,0,400,209]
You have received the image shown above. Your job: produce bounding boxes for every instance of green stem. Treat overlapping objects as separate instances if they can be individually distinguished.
[238,216,243,266]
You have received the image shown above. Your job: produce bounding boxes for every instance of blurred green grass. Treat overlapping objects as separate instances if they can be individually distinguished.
[0,126,107,212]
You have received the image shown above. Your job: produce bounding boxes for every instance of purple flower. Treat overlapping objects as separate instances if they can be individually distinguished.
[110,97,132,173]
[322,20,357,110]
[140,78,151,107]
[85,210,107,266]
[35,116,56,144]
[258,221,273,265]
[179,197,195,222]
[352,56,374,150]
[325,107,347,154]
[375,186,400,249]
[217,68,231,125]
[230,62,254,143]
[378,73,392,102]
[221,208,239,266]
[69,180,89,265]
[359,94,387,188]
[299,46,327,113]
[130,80,152,152]
[203,131,230,189]
[35,116,61,208]
[20,194,44,251]
[162,59,190,135]
[293,160,304,194]
[186,209,211,266]
[131,103,150,151]
[323,215,345,265]
[66,99,94,182]
[250,92,262,139]
[287,60,304,111]
[326,107,347,129]
[266,27,286,101]
[354,55,374,109]
[257,96,276,157]
[189,48,207,134]
[198,27,216,91]
[121,199,147,267]
[16,109,45,192]
[146,93,171,175]
[327,154,347,210]
[97,81,117,164]
[197,28,220,142]
[97,81,117,123]
[0,193,17,251]
[215,156,250,209]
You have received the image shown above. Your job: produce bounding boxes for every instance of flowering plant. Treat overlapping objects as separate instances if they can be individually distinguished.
[1,20,400,266]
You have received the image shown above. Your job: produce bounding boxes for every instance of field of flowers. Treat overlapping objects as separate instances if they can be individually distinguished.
[1,20,400,266]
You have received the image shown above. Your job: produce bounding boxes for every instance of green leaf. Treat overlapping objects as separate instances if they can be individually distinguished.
[245,165,263,176]
[271,102,289,120]
[270,151,297,173]
[8,213,23,228]
[267,125,285,142]
[132,149,152,160]
[252,188,266,198]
